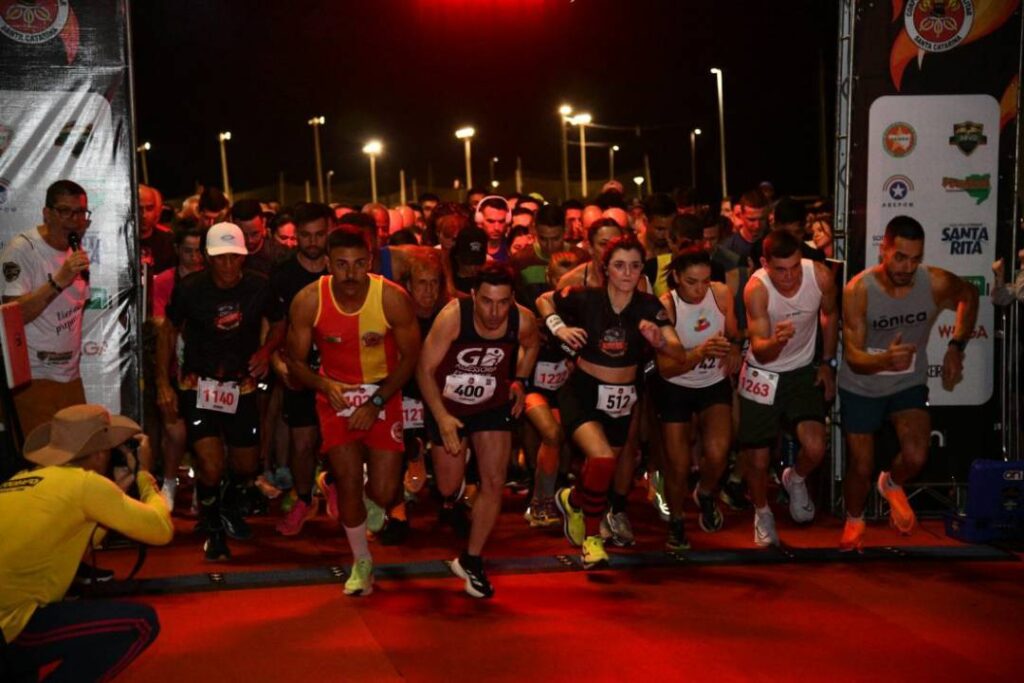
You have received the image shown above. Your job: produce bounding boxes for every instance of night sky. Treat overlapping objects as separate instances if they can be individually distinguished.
[131,0,837,203]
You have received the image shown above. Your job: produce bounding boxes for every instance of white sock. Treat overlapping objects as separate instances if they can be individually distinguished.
[755,505,771,516]
[344,522,371,560]
[789,470,805,484]
[162,479,177,495]
[846,512,864,522]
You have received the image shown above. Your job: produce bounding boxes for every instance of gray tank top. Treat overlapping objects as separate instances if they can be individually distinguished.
[838,267,938,397]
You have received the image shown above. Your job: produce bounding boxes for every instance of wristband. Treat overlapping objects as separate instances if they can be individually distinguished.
[47,273,64,293]
[948,338,967,353]
[545,314,566,335]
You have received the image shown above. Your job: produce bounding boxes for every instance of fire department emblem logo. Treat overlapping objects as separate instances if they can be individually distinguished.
[904,0,974,53]
[883,122,916,158]
[949,121,987,156]
[0,0,69,44]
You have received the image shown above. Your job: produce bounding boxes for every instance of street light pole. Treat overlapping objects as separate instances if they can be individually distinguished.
[489,156,498,189]
[633,175,645,200]
[326,169,334,204]
[608,144,619,182]
[559,104,572,200]
[710,68,728,198]
[456,127,475,189]
[308,116,326,202]
[573,113,592,199]
[136,142,151,186]
[689,128,702,188]
[218,131,232,199]
[363,140,382,203]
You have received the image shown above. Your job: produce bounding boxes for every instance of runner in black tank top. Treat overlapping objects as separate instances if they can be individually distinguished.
[416,264,539,598]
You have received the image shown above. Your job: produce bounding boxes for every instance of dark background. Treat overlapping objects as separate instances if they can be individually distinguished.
[131,0,838,202]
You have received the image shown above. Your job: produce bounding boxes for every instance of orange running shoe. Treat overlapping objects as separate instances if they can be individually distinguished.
[839,516,866,552]
[404,456,427,495]
[877,471,916,534]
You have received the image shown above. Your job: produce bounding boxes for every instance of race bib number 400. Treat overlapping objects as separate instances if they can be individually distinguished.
[197,378,240,414]
[533,360,570,391]
[597,384,637,417]
[337,384,384,420]
[738,363,779,406]
[402,397,424,429]
[443,373,497,405]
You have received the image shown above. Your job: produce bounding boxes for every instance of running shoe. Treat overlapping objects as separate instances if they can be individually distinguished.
[450,556,494,599]
[203,527,231,562]
[523,498,559,528]
[877,471,916,534]
[599,510,636,547]
[220,506,253,541]
[839,516,866,553]
[378,518,410,546]
[753,509,780,547]
[275,498,319,537]
[73,562,115,585]
[692,487,724,533]
[720,477,751,511]
[404,456,427,494]
[648,470,671,521]
[555,487,585,547]
[581,535,609,569]
[255,474,283,500]
[344,558,374,596]
[782,467,815,523]
[273,465,294,491]
[316,470,339,521]
[439,502,471,539]
[160,479,177,513]
[365,496,386,534]
[666,518,691,552]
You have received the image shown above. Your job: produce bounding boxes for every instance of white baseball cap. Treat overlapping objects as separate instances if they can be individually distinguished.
[206,222,248,256]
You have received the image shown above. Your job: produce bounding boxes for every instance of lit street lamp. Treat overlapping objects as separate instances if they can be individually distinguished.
[136,141,151,185]
[455,127,475,189]
[572,113,592,198]
[308,115,326,202]
[218,131,232,199]
[362,139,382,203]
[633,175,645,200]
[559,104,572,200]
[489,156,499,188]
[710,68,727,198]
[326,169,334,204]
[608,144,619,182]
[689,128,701,188]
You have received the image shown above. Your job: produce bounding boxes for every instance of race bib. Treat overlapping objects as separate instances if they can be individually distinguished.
[443,373,497,405]
[597,384,637,417]
[402,397,425,429]
[738,363,779,406]
[695,355,721,371]
[533,360,570,391]
[197,377,240,415]
[868,347,916,376]
[337,383,384,420]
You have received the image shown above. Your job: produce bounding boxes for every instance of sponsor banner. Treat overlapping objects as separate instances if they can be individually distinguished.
[0,1,138,418]
[867,95,998,405]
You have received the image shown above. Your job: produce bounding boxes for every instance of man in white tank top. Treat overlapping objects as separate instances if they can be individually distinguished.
[738,231,838,547]
[838,215,978,551]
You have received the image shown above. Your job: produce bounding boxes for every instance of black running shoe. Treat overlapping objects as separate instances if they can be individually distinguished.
[74,561,114,585]
[693,488,725,533]
[666,518,691,552]
[204,528,231,562]
[719,478,751,511]
[378,519,410,546]
[439,503,470,539]
[220,506,253,540]
[451,556,494,598]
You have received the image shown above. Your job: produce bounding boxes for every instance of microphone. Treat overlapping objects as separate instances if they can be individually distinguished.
[67,232,89,283]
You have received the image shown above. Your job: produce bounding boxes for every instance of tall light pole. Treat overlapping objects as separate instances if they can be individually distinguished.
[326,169,334,204]
[572,113,592,198]
[308,115,326,202]
[633,175,645,200]
[455,127,475,189]
[710,68,728,198]
[218,131,232,199]
[362,139,382,203]
[136,141,151,185]
[608,144,619,182]
[689,128,702,188]
[559,104,572,200]
[489,156,499,188]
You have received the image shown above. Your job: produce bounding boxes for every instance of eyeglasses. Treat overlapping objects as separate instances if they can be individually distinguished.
[49,206,92,221]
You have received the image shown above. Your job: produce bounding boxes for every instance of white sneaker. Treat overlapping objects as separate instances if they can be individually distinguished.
[754,509,780,547]
[782,467,815,523]
[599,510,636,547]
[161,480,177,513]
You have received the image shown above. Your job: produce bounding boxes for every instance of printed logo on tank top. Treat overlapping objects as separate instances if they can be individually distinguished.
[871,310,928,330]
[694,315,711,333]
[214,302,241,331]
[455,347,506,373]
[362,331,384,347]
[599,326,628,358]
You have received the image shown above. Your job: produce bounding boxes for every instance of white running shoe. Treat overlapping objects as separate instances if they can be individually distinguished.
[782,467,815,523]
[754,509,780,547]
[161,479,177,513]
[599,510,636,547]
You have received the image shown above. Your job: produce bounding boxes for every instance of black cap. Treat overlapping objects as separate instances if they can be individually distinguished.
[454,226,488,266]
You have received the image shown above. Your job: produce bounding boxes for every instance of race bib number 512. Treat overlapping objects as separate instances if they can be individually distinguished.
[597,384,637,417]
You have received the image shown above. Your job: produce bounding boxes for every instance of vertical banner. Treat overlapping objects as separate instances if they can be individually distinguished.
[847,1,1022,473]
[0,1,140,418]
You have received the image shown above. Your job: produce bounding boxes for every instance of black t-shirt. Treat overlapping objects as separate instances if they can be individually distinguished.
[553,286,669,368]
[166,269,284,380]
[270,255,327,315]
[141,228,176,275]
[244,240,275,277]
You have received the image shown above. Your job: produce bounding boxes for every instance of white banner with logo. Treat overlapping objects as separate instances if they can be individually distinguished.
[866,94,997,406]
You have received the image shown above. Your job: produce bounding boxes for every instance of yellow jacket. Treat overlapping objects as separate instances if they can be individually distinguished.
[0,466,173,642]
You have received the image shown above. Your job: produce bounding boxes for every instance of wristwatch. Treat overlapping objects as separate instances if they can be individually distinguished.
[823,357,838,370]
[370,393,385,408]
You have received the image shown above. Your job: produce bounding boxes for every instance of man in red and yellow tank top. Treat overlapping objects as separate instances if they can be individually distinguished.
[286,227,421,596]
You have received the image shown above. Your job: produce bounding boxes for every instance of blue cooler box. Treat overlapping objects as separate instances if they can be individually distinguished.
[945,459,1024,543]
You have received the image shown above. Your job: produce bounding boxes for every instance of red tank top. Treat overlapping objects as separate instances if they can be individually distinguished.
[313,274,397,385]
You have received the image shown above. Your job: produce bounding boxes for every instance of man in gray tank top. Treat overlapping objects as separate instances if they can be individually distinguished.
[838,215,978,551]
